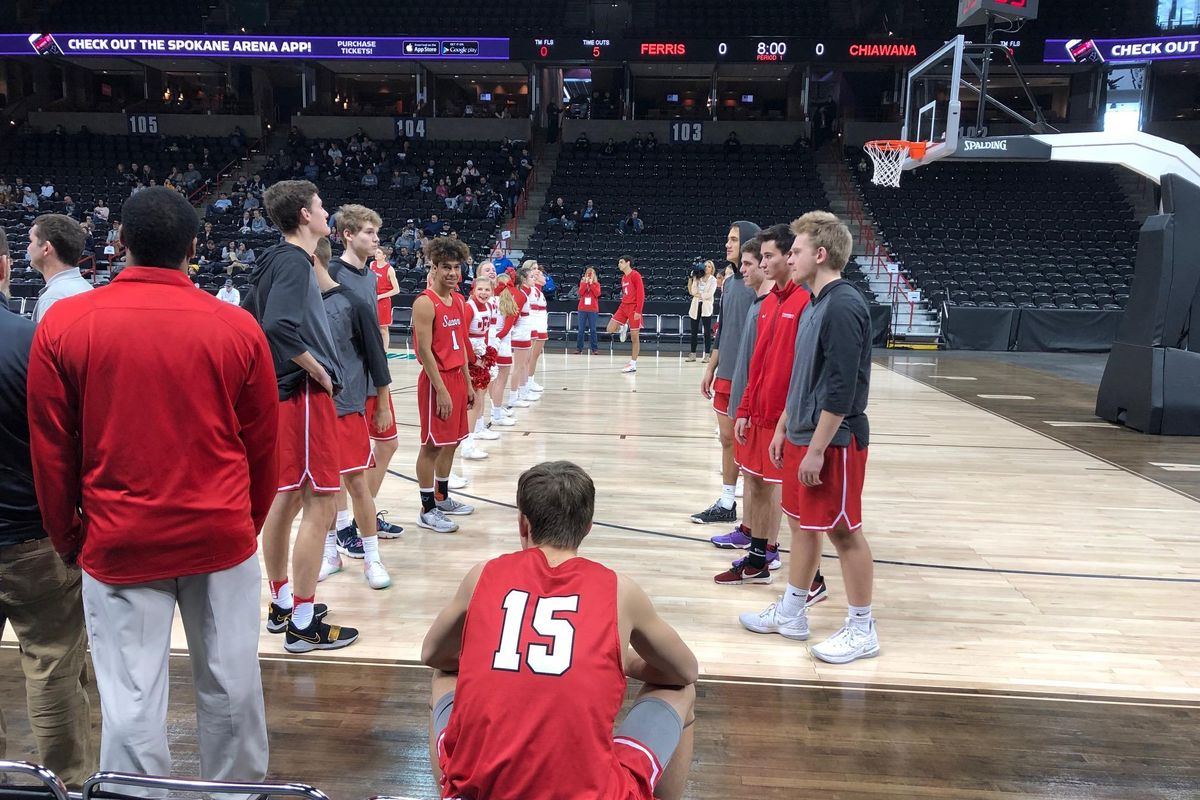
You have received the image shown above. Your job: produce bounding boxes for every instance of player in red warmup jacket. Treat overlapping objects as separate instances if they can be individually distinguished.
[411,237,476,534]
[422,461,698,800]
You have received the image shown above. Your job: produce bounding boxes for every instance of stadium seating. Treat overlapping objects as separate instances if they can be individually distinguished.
[19,0,220,33]
[857,159,1140,312]
[525,143,876,307]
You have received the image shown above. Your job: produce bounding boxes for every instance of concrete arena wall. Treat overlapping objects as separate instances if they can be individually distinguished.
[560,119,809,146]
[289,116,532,141]
[28,112,263,137]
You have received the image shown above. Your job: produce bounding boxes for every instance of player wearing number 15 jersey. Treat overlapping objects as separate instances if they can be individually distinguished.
[412,237,476,534]
[422,462,698,800]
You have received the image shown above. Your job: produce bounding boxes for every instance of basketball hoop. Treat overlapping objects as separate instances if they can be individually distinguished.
[864,140,928,188]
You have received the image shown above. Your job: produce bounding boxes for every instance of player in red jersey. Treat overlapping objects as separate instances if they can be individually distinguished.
[715,224,812,586]
[412,237,476,534]
[422,461,698,800]
[606,256,644,373]
[370,246,400,349]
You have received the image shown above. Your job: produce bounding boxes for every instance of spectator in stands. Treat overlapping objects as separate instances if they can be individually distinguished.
[140,164,153,182]
[239,211,253,234]
[251,209,269,233]
[630,132,644,154]
[183,163,202,191]
[686,260,717,362]
[92,199,109,224]
[80,221,96,259]
[40,180,56,200]
[546,197,569,225]
[222,240,240,262]
[423,214,446,238]
[216,278,241,305]
[303,158,320,180]
[237,242,256,264]
[0,177,11,206]
[249,173,265,196]
[575,267,601,355]
[601,137,617,158]
[199,239,220,266]
[724,131,741,159]
[620,210,645,235]
[361,169,379,188]
[29,214,90,324]
[22,187,39,211]
[0,225,95,789]
[435,178,449,203]
[395,221,418,252]
[212,193,233,214]
[463,160,480,184]
[62,196,76,218]
[202,222,216,243]
[27,186,275,789]
[580,198,599,224]
[327,141,343,161]
[504,172,522,214]
[391,169,405,189]
[243,193,261,212]
[573,131,591,159]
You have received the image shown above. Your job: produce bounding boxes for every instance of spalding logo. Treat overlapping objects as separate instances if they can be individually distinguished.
[963,139,1007,152]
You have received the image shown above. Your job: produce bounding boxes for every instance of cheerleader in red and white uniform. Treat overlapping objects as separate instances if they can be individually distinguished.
[489,269,520,427]
[460,274,498,460]
[523,260,549,397]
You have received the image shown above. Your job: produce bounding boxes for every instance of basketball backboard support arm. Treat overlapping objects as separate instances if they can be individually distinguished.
[959,44,1059,134]
[1029,130,1200,189]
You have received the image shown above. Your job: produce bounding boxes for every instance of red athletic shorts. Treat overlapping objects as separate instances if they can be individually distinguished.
[735,421,782,483]
[365,391,397,441]
[418,369,469,447]
[712,377,733,415]
[377,298,392,326]
[612,304,643,330]
[276,379,341,493]
[781,438,868,531]
[336,412,375,475]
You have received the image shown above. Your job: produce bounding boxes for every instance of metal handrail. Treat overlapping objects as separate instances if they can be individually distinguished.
[81,772,328,800]
[0,761,69,800]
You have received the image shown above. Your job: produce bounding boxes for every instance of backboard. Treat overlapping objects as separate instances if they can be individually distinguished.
[899,36,965,170]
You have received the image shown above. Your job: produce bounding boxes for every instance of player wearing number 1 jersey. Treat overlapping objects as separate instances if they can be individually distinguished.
[422,462,698,800]
[412,237,476,534]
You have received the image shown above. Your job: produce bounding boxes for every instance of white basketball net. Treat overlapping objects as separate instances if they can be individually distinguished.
[864,142,908,188]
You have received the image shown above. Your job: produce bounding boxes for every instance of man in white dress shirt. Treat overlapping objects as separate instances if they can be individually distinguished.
[29,214,90,324]
[216,279,241,305]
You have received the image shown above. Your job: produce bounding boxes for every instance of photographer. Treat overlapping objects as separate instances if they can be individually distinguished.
[686,259,717,362]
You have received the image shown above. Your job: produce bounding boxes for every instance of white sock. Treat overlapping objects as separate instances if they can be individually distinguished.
[336,509,352,529]
[780,583,807,617]
[323,531,337,561]
[475,417,486,433]
[362,534,381,564]
[492,407,505,421]
[291,600,314,630]
[718,484,736,510]
[272,580,293,610]
[848,604,873,631]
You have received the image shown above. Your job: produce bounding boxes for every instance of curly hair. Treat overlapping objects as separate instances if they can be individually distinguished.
[423,235,470,267]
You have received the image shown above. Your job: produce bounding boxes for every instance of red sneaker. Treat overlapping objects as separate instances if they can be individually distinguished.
[714,558,773,585]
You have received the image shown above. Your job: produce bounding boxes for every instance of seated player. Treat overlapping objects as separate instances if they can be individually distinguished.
[422,461,698,800]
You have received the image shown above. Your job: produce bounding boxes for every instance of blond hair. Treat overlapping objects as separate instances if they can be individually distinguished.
[498,287,520,317]
[337,203,382,236]
[314,237,331,267]
[790,211,852,271]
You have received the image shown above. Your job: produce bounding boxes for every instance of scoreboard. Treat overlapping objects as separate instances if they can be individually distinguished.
[516,37,928,62]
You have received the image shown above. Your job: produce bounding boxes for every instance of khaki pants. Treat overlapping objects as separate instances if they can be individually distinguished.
[81,553,268,788]
[0,537,94,787]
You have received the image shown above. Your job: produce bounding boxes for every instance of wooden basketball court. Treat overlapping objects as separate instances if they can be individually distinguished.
[5,348,1200,797]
